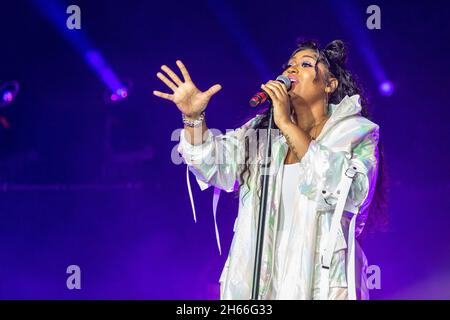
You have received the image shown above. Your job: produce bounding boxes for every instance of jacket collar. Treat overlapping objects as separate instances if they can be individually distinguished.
[318,94,362,139]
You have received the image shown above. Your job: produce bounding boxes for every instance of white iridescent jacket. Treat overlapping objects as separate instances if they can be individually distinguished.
[177,95,379,300]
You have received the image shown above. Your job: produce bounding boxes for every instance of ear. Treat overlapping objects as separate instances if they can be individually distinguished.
[326,77,339,93]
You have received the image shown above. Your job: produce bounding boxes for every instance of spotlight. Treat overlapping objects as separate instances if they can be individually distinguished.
[379,81,394,96]
[0,80,20,108]
[116,88,128,98]
[2,91,13,103]
[109,87,128,102]
[104,80,132,104]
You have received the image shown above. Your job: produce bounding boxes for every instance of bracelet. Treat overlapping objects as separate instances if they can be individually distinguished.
[182,111,205,127]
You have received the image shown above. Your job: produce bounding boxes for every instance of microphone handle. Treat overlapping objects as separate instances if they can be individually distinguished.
[249,90,270,107]
[249,76,291,107]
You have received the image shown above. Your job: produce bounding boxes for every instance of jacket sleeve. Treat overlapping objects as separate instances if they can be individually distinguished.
[297,119,380,234]
[177,115,263,192]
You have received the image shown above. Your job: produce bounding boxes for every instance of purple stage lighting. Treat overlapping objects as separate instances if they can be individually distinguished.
[117,88,128,98]
[2,91,13,102]
[110,88,128,102]
[379,81,394,96]
[31,0,126,104]
[0,80,20,108]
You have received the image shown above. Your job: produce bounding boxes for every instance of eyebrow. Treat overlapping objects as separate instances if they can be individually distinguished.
[289,54,318,63]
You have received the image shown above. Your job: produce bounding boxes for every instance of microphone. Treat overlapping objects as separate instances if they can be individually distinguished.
[249,75,292,107]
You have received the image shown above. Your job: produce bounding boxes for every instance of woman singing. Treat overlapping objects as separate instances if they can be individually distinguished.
[153,39,386,300]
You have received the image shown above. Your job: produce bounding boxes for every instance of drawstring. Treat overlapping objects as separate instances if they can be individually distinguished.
[186,165,222,255]
[213,187,222,255]
[186,165,197,223]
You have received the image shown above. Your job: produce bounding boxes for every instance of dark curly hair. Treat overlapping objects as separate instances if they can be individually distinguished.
[236,39,388,233]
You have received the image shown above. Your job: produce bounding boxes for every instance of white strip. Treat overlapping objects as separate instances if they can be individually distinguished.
[213,187,222,255]
[185,165,222,255]
[186,165,197,223]
[347,214,357,300]
[319,166,356,300]
[319,267,330,300]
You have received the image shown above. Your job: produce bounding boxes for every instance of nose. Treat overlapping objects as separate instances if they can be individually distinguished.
[286,68,298,77]
[286,64,299,74]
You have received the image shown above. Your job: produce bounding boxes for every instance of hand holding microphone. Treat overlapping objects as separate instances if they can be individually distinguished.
[250,75,294,129]
[249,75,291,107]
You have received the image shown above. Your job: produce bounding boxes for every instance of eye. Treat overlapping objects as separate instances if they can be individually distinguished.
[282,61,313,70]
[282,63,293,70]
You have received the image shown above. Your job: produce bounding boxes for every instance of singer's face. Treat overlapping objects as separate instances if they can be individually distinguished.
[282,49,329,105]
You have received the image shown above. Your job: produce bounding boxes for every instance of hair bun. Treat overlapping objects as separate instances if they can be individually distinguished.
[323,40,348,66]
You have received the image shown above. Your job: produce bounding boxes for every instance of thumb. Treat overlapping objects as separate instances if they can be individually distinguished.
[205,84,222,98]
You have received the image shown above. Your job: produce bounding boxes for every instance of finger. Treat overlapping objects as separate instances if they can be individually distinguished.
[265,82,282,99]
[176,60,192,83]
[161,65,183,86]
[205,84,222,97]
[153,90,173,101]
[269,81,286,96]
[272,80,288,94]
[261,84,275,100]
[156,72,177,92]
[271,81,289,99]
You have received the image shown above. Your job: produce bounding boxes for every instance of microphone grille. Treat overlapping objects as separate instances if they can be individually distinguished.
[276,75,292,90]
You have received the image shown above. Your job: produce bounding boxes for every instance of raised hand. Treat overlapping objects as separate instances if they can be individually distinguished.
[153,60,222,118]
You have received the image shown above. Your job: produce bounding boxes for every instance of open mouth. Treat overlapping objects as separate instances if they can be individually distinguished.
[287,76,298,89]
[287,75,297,82]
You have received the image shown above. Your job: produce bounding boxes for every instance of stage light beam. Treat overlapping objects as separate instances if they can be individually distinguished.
[32,0,127,103]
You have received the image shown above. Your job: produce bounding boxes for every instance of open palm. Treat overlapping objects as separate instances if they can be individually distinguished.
[153,60,221,118]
